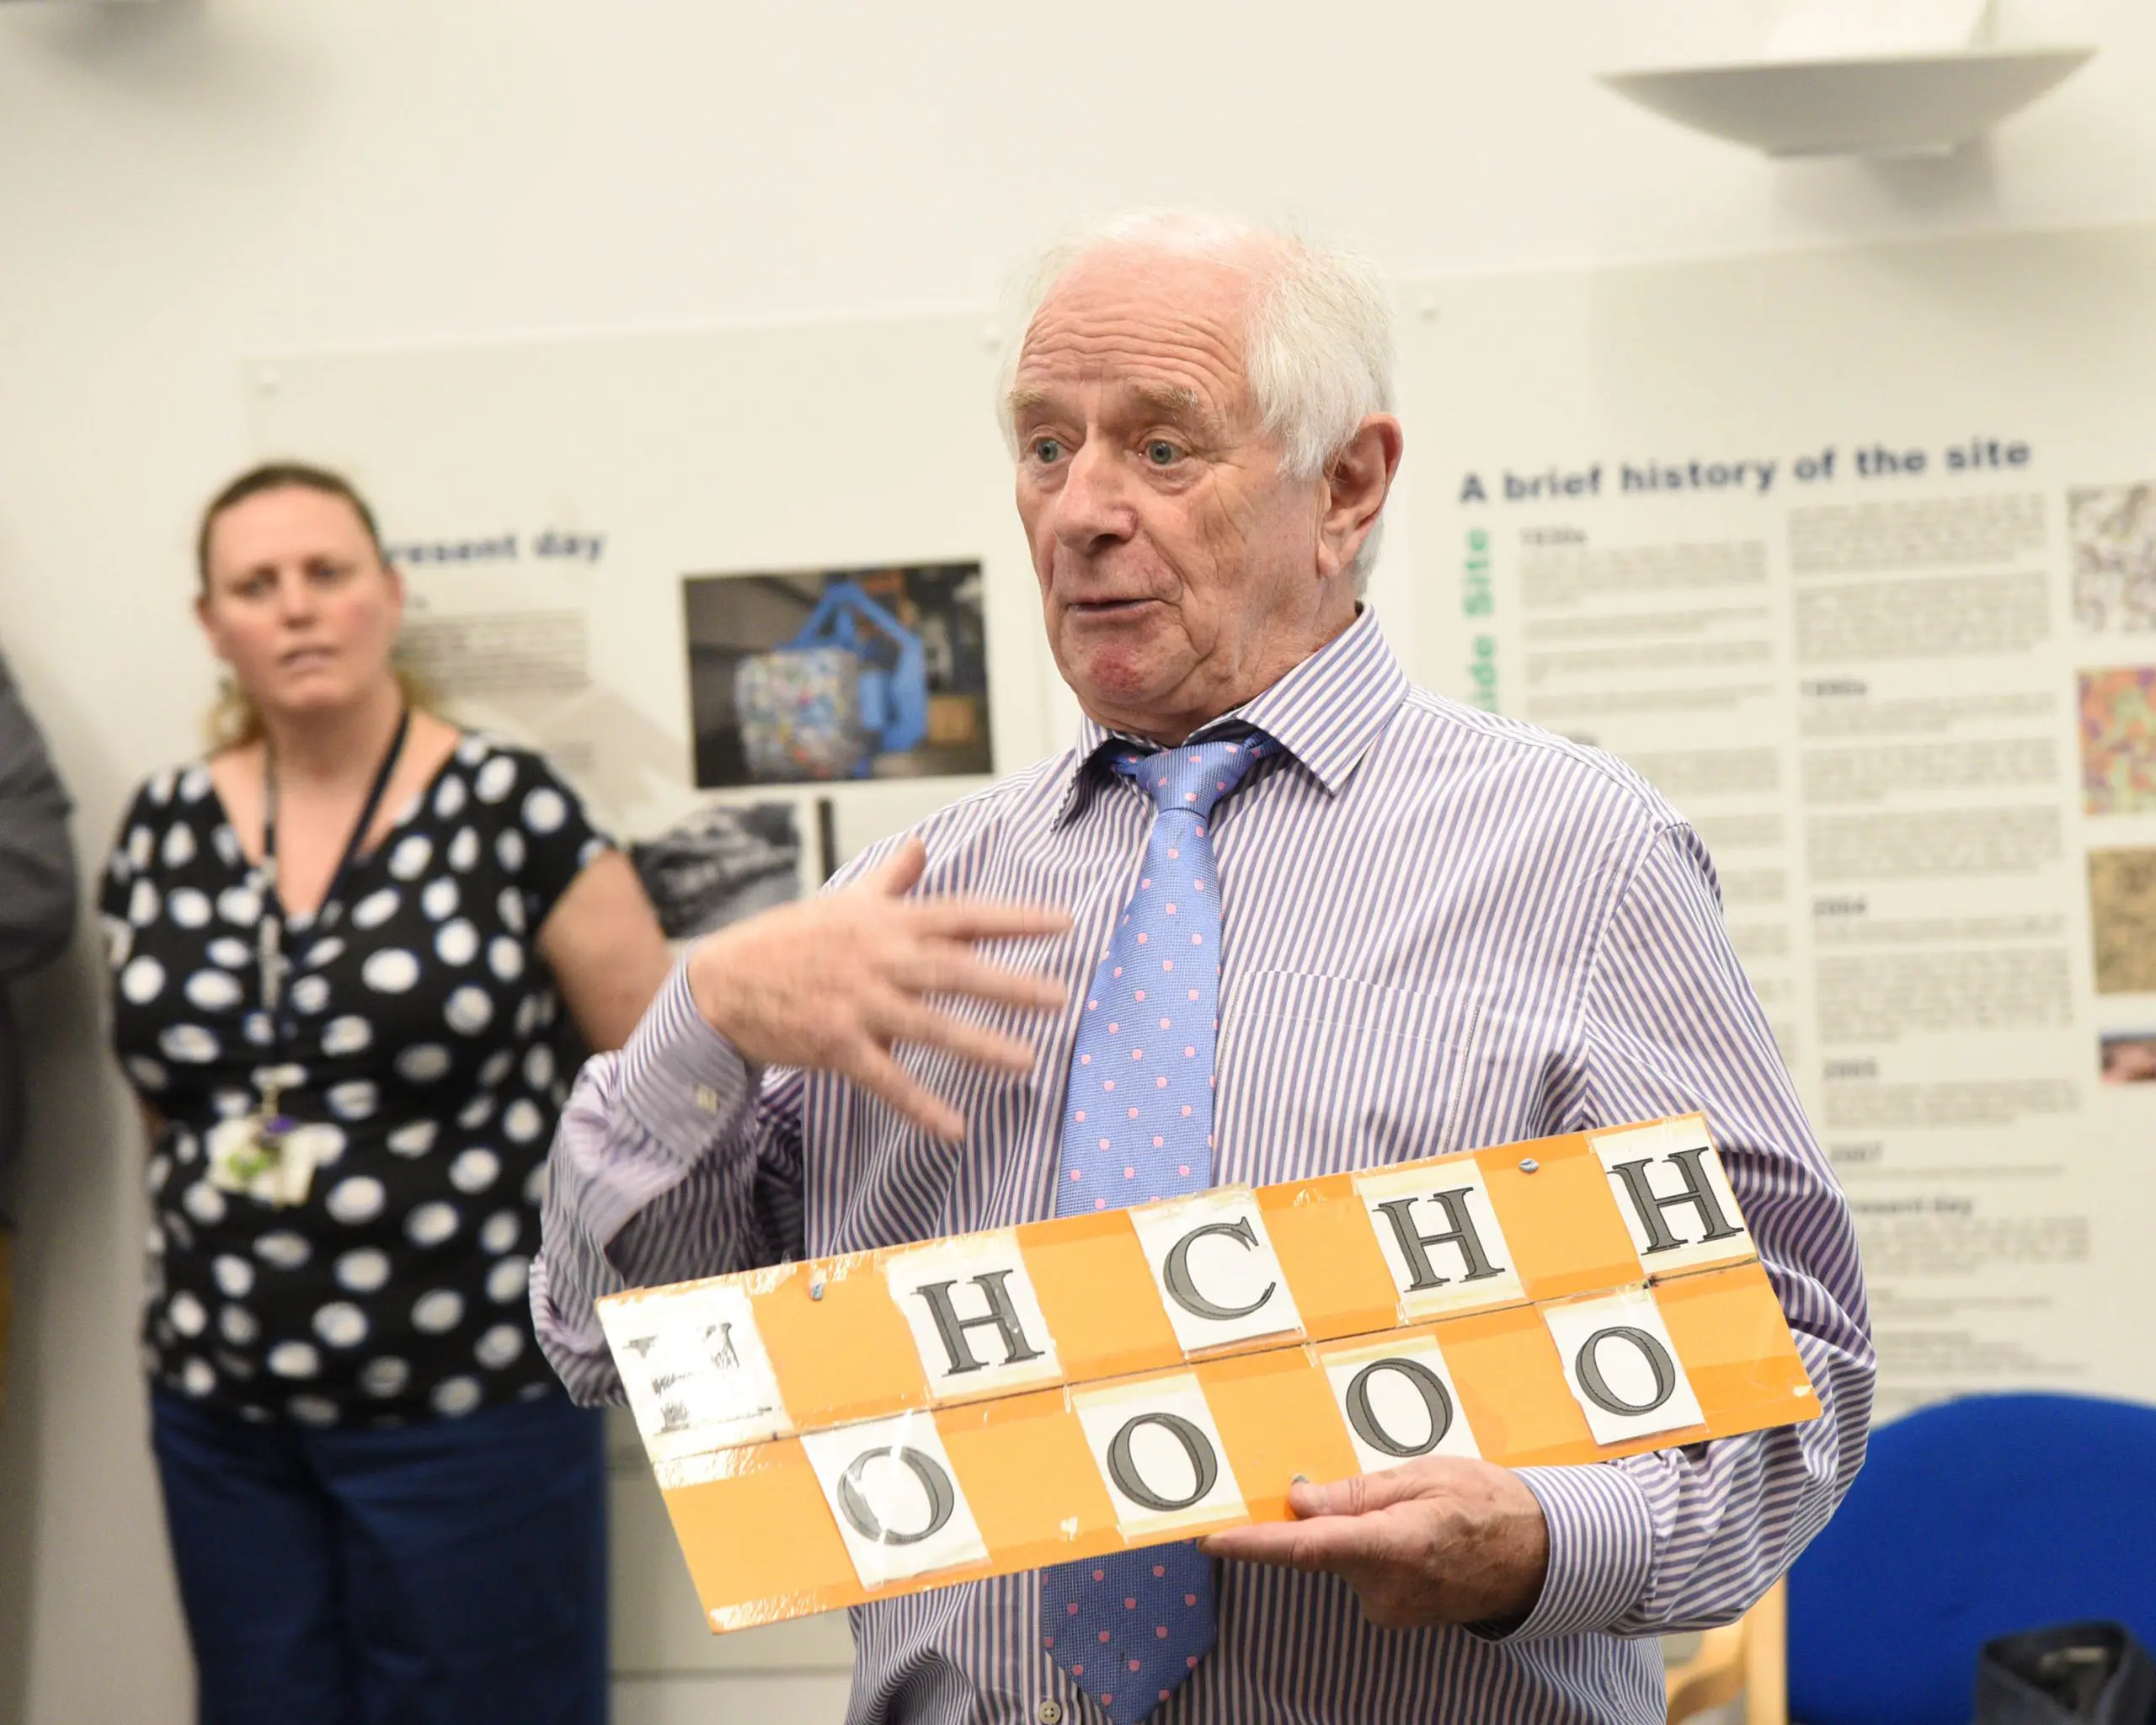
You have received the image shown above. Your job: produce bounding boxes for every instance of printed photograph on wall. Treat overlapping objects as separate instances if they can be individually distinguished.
[628,803,802,941]
[2100,1032,2156,1085]
[2079,666,2156,814]
[682,563,992,788]
[2071,483,2156,633]
[2088,846,2156,994]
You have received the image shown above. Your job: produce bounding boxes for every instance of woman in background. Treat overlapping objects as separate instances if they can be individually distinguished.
[101,462,670,1725]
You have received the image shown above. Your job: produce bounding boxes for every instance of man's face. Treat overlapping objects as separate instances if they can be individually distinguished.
[1010,247,1346,743]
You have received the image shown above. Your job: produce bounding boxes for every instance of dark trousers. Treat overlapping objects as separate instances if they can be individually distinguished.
[151,1387,608,1725]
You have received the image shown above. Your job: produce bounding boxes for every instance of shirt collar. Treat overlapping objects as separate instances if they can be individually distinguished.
[1051,606,1409,825]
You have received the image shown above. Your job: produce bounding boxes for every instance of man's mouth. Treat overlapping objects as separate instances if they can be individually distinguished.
[1066,597,1159,620]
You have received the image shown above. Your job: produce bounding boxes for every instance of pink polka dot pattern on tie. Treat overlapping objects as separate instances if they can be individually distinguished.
[1039,732,1268,1725]
[1049,736,1266,1226]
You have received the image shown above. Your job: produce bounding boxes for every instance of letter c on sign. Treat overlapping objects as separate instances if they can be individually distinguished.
[1342,1357,1456,1459]
[1106,1412,1220,1513]
[1573,1326,1678,1418]
[1161,1219,1277,1322]
[835,1445,958,1546]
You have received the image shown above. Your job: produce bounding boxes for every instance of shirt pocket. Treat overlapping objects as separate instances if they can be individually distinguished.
[1214,969,1513,1186]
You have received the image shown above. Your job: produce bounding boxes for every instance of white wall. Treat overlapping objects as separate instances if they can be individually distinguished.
[0,3,2151,1721]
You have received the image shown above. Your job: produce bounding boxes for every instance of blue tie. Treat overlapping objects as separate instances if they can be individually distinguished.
[1040,732,1270,1725]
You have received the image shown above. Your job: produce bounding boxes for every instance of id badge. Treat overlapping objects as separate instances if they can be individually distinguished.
[206,1117,334,1208]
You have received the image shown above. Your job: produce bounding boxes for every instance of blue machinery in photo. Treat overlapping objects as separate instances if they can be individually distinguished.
[734,579,931,780]
[792,581,929,763]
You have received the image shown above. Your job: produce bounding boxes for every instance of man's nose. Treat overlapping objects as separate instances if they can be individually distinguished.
[1049,440,1138,551]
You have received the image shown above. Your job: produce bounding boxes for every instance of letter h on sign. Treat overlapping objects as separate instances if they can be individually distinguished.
[1591,1120,1753,1277]
[883,1231,1063,1402]
[1374,1190,1502,1287]
[1353,1162,1525,1320]
[911,1272,1045,1375]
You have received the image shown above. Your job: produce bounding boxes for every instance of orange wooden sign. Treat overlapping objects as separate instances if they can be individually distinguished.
[598,1113,1817,1632]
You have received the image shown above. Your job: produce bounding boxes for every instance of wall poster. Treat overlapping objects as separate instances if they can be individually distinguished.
[1406,225,2156,1419]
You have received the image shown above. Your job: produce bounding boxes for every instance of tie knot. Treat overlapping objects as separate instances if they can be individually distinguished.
[1111,733,1271,819]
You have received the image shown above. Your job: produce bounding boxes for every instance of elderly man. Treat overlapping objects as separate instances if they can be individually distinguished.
[536,212,1871,1725]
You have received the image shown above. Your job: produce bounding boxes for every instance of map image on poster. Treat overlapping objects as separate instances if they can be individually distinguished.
[684,563,992,788]
[2072,483,2156,633]
[2089,846,2156,995]
[2079,665,2156,814]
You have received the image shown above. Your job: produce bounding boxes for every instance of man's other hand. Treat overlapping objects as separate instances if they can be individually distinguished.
[686,836,1070,1141]
[1199,1458,1550,1630]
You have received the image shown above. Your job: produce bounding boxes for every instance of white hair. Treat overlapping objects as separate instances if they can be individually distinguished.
[1001,211,1397,592]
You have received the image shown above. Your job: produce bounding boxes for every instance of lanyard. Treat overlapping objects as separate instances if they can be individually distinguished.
[253,709,412,1021]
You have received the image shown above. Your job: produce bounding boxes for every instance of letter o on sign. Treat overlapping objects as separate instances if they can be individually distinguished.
[1106,1412,1220,1513]
[1573,1325,1678,1418]
[1343,1356,1456,1459]
[835,1446,958,1546]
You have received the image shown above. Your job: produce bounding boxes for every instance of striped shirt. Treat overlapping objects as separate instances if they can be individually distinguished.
[534,608,1873,1725]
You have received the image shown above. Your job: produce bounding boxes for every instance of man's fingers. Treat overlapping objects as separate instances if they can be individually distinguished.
[862,836,930,898]
[871,996,1038,1075]
[908,896,1073,943]
[1198,1522,1320,1568]
[845,1043,968,1142]
[892,944,1069,1012]
[1290,1461,1453,1521]
[1199,1514,1396,1575]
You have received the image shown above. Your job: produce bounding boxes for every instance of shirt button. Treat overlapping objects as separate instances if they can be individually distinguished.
[693,1084,720,1114]
[1037,1703,1064,1725]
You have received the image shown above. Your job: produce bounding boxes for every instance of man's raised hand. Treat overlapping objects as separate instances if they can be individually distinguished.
[686,836,1070,1140]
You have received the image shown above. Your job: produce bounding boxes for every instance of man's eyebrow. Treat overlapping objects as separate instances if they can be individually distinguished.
[1130,382,1205,421]
[1006,384,1053,419]
[1006,378,1222,430]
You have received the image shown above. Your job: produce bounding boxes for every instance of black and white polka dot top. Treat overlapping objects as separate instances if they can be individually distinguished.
[100,734,610,1428]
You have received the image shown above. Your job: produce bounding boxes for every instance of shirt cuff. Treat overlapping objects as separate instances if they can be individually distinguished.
[1490,1463,1657,1642]
[617,956,760,1162]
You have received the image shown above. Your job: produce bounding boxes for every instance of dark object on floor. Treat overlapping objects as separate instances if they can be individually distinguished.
[1976,1621,2156,1725]
[1788,1393,2156,1725]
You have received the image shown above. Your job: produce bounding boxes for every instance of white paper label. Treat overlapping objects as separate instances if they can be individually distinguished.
[1542,1287,1706,1446]
[600,1283,791,1463]
[1353,1160,1526,1320]
[1591,1119,1753,1277]
[882,1229,1062,1402]
[1072,1372,1246,1538]
[799,1413,990,1588]
[1127,1187,1304,1356]
[1321,1334,1484,1475]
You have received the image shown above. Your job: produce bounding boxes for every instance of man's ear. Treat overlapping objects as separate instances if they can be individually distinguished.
[1315,414,1405,585]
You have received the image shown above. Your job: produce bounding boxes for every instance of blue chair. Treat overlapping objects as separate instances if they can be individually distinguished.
[1785,1392,2156,1725]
